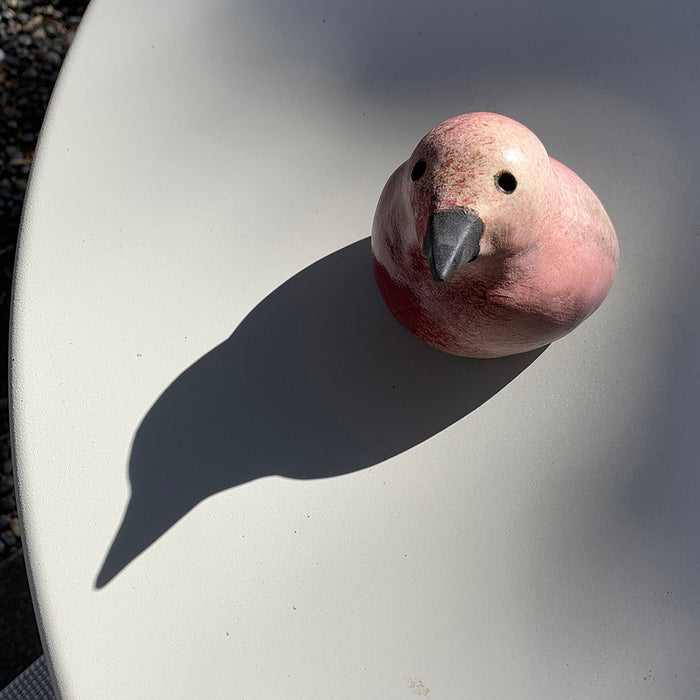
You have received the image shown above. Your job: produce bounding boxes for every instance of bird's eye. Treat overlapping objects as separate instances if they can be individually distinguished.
[495,171,517,194]
[411,159,427,181]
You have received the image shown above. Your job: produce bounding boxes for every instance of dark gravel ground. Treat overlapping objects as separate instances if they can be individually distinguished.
[0,0,90,687]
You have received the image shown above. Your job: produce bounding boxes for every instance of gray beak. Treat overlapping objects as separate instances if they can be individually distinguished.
[423,209,485,282]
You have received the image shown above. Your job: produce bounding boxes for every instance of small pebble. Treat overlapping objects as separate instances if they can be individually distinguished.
[46,49,62,66]
[10,517,21,538]
[23,14,43,32]
[0,479,13,496]
[5,146,24,160]
[0,460,10,476]
[0,495,16,511]
[1,530,17,547]
[0,515,11,530]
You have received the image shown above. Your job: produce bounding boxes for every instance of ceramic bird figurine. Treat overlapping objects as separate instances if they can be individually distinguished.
[371,112,619,358]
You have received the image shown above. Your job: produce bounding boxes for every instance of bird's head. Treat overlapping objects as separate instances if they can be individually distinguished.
[406,112,560,281]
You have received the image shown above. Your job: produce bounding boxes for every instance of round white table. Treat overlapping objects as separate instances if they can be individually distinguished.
[11,0,700,697]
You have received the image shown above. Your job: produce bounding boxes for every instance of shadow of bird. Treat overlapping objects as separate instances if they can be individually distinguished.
[96,238,544,587]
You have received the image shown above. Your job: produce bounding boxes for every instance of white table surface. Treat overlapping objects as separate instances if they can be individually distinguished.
[10,0,700,697]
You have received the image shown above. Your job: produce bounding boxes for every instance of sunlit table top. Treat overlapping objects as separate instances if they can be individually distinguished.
[11,0,700,697]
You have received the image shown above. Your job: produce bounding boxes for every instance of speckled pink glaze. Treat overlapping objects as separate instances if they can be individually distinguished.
[371,112,619,358]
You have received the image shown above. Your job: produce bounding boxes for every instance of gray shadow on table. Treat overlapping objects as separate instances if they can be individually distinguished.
[96,238,544,587]
[217,0,695,99]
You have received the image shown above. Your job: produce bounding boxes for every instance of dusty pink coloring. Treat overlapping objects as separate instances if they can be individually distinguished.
[371,112,619,358]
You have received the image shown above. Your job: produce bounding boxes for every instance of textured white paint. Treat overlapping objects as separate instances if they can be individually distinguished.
[10,0,700,697]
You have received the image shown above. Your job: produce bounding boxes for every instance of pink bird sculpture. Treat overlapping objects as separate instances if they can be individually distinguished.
[371,112,619,358]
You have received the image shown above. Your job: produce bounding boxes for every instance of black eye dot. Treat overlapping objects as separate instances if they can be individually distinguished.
[495,171,517,194]
[411,159,427,181]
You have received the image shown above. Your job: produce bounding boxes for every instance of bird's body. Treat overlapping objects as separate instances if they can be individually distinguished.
[371,112,619,358]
